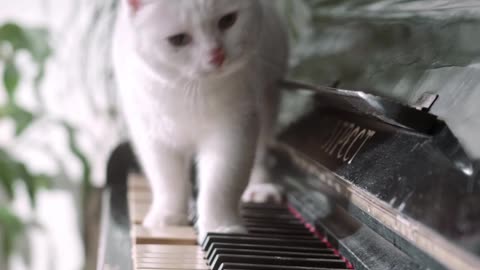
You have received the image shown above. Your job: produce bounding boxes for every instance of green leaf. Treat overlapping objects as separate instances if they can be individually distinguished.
[61,122,92,196]
[0,22,52,111]
[0,149,17,200]
[0,149,50,206]
[0,23,29,52]
[17,167,51,208]
[17,164,37,207]
[3,59,20,98]
[33,174,51,190]
[0,23,51,62]
[22,27,51,64]
[0,207,25,262]
[11,105,35,136]
[0,104,35,136]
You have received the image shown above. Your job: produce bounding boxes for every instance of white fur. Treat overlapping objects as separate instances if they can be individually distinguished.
[112,0,288,241]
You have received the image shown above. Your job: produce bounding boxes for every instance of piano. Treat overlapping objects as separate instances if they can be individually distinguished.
[96,83,480,270]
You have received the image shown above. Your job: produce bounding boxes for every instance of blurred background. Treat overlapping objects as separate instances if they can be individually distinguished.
[0,0,479,270]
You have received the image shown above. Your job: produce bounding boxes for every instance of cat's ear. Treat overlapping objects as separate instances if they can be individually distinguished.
[127,0,141,13]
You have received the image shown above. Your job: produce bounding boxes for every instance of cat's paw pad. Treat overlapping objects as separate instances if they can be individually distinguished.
[197,225,247,244]
[143,211,189,228]
[242,183,284,204]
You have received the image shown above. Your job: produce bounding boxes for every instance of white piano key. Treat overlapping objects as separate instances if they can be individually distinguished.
[134,244,203,253]
[132,225,197,245]
[127,174,209,270]
[135,262,209,269]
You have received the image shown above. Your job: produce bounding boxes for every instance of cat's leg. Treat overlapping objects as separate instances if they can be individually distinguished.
[196,125,258,242]
[241,143,284,203]
[136,141,192,227]
[242,85,284,203]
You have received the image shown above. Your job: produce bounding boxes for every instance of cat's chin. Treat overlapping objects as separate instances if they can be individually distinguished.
[191,67,237,80]
[189,58,249,80]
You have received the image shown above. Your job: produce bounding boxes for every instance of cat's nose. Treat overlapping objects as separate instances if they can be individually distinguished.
[209,47,225,67]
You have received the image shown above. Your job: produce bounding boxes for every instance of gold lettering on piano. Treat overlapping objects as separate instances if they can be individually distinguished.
[322,120,376,164]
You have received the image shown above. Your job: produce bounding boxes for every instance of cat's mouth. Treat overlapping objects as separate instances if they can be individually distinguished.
[194,56,249,79]
[194,61,234,78]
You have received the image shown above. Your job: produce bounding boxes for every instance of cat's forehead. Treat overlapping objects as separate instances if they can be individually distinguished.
[137,0,259,37]
[145,0,254,18]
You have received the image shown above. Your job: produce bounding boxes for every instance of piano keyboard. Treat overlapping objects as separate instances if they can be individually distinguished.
[127,174,353,270]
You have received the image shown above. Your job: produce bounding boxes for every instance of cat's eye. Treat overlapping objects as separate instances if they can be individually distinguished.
[218,12,238,31]
[168,33,192,47]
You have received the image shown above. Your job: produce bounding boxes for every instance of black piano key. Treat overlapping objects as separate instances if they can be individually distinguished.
[241,203,287,210]
[242,215,300,221]
[198,204,351,270]
[219,263,350,270]
[204,232,313,239]
[244,233,317,240]
[242,217,304,225]
[202,234,327,251]
[241,212,296,219]
[241,233,317,240]
[243,222,308,230]
[247,227,313,236]
[241,213,294,219]
[240,207,291,213]
[210,254,347,270]
[240,210,292,216]
[246,232,315,239]
[205,243,335,260]
[219,262,350,270]
[243,217,302,223]
[241,207,290,212]
[204,232,317,242]
[207,248,340,265]
[241,208,294,215]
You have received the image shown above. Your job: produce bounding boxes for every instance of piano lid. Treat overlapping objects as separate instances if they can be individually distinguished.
[280,80,439,134]
[275,84,480,268]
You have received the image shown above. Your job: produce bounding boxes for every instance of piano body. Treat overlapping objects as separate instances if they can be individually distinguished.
[97,83,480,270]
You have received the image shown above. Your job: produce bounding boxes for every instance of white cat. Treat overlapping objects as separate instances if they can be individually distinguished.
[112,0,288,241]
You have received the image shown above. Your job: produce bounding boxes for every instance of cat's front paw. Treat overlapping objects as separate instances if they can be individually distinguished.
[143,209,189,228]
[197,225,247,244]
[242,183,284,204]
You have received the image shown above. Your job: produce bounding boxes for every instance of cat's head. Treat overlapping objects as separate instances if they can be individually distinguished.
[127,0,263,80]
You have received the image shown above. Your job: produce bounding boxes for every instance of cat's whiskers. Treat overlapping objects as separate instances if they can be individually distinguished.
[184,79,201,110]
